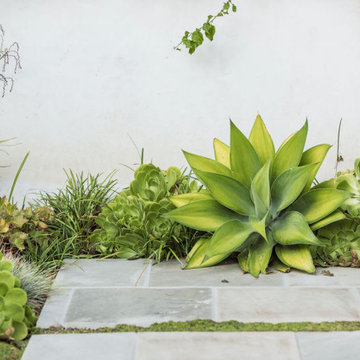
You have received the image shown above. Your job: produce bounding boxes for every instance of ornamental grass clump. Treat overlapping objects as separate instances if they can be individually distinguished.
[165,115,351,277]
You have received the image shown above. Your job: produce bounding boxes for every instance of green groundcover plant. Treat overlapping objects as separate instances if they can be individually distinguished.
[165,115,351,277]
[91,164,207,262]
[312,158,360,266]
[0,251,37,341]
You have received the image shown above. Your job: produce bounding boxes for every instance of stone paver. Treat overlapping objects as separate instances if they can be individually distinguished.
[149,260,284,287]
[36,288,73,328]
[53,259,150,288]
[285,267,360,287]
[135,332,300,360]
[65,288,212,327]
[297,332,360,360]
[217,288,360,322]
[22,333,136,360]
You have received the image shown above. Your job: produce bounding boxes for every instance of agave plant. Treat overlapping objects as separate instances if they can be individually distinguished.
[165,116,351,277]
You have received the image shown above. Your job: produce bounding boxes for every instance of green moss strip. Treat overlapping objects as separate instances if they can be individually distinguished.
[33,320,360,334]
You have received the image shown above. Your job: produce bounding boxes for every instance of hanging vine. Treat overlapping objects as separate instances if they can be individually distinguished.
[0,25,21,97]
[174,1,237,54]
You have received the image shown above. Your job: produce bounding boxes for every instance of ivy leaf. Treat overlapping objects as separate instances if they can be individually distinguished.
[223,2,230,10]
[192,29,204,46]
[204,24,216,41]
[232,4,237,12]
[207,15,213,21]
[217,12,223,17]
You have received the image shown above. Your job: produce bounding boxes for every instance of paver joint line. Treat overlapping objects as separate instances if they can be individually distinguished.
[294,333,304,360]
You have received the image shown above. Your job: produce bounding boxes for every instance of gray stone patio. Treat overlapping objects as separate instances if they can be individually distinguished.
[22,258,360,359]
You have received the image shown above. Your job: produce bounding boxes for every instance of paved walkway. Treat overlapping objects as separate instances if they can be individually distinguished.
[22,259,360,359]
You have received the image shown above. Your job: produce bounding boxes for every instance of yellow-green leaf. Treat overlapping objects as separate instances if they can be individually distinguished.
[251,160,271,218]
[193,169,255,216]
[289,189,351,224]
[205,219,254,259]
[300,144,331,191]
[164,199,241,231]
[237,251,249,272]
[169,192,213,208]
[230,120,261,187]
[213,138,230,168]
[271,120,308,181]
[248,237,273,278]
[185,237,209,263]
[275,244,315,273]
[249,115,275,165]
[270,164,317,214]
[183,151,232,177]
[310,210,347,231]
[185,237,228,269]
[271,211,322,246]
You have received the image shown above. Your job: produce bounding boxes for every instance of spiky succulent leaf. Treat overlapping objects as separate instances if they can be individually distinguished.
[248,236,274,277]
[230,120,261,187]
[213,138,230,168]
[183,151,232,177]
[249,115,275,165]
[192,169,255,216]
[251,160,271,218]
[290,189,351,224]
[271,211,322,246]
[270,164,317,214]
[169,192,213,208]
[165,199,242,231]
[271,121,308,181]
[299,144,331,192]
[275,244,315,273]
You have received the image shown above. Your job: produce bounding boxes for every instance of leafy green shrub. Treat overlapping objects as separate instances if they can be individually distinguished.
[91,164,206,262]
[0,197,52,252]
[165,116,351,277]
[5,254,53,313]
[29,170,118,268]
[0,251,36,341]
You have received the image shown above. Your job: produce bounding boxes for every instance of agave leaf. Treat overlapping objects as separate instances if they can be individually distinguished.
[185,237,209,263]
[271,120,308,181]
[169,192,213,208]
[289,189,351,224]
[251,160,271,218]
[205,219,254,259]
[230,120,261,187]
[313,179,337,189]
[249,115,275,165]
[164,199,241,231]
[270,163,318,214]
[237,251,249,272]
[193,169,255,216]
[213,138,230,168]
[271,211,322,246]
[250,214,268,242]
[310,210,347,231]
[185,237,228,269]
[275,244,315,273]
[183,151,232,177]
[270,257,290,273]
[248,236,274,278]
[299,144,331,192]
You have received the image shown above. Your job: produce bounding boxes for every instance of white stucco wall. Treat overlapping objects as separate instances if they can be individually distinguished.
[1,0,360,202]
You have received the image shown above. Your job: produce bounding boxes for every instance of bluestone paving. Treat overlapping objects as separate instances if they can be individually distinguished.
[25,260,360,359]
[65,288,212,327]
[149,259,284,287]
[135,332,300,360]
[22,333,136,360]
[53,258,150,288]
[216,288,360,322]
[297,332,360,360]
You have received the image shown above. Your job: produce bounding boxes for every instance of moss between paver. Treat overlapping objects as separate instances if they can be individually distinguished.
[0,340,28,360]
[33,320,360,334]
